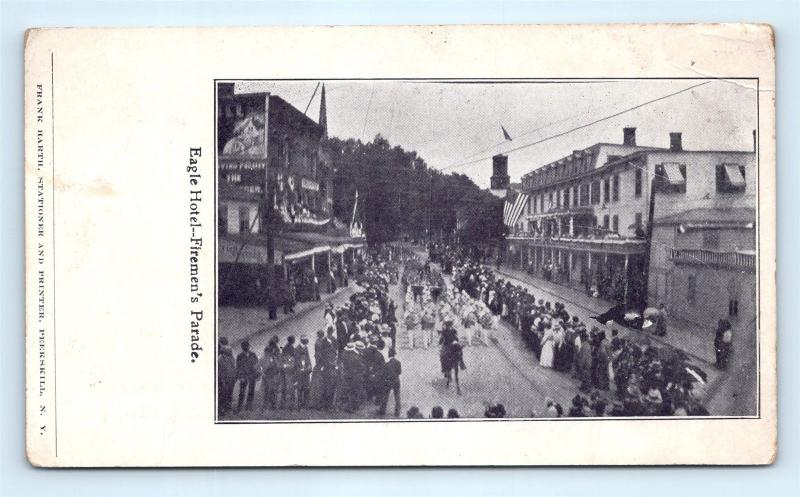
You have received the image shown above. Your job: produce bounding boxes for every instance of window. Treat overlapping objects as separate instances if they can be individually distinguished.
[239,205,250,233]
[603,178,610,203]
[563,188,570,208]
[579,184,589,206]
[573,186,579,206]
[655,163,687,194]
[729,299,739,317]
[716,164,746,193]
[612,174,620,201]
[612,215,619,233]
[540,194,545,212]
[603,215,610,231]
[635,212,643,228]
[590,180,601,204]
[218,205,228,234]
[702,230,720,249]
[635,169,642,197]
[687,275,696,306]
[533,195,538,214]
[548,191,554,208]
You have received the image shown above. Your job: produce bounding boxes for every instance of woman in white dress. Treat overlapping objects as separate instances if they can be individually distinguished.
[539,326,556,368]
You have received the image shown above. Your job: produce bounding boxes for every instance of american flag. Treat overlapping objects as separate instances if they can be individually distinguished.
[503,191,529,229]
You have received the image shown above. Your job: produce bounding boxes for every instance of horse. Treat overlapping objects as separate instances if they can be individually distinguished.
[440,340,466,394]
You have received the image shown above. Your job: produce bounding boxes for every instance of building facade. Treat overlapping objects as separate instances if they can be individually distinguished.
[506,128,659,305]
[646,145,756,332]
[506,127,756,311]
[217,83,364,306]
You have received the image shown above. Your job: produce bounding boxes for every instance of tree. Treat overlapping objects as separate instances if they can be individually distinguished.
[323,134,504,246]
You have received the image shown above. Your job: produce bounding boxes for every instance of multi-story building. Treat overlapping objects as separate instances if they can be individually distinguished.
[217,83,364,306]
[506,127,755,310]
[507,128,659,305]
[646,140,756,332]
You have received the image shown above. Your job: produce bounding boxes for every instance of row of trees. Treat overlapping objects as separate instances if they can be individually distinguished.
[323,134,505,246]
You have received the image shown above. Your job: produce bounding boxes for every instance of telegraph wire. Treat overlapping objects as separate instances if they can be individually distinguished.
[440,80,715,172]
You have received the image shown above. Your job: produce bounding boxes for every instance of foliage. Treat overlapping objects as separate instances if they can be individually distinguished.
[323,134,504,246]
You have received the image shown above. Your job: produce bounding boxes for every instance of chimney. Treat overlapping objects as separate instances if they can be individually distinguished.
[752,129,757,152]
[669,132,682,151]
[623,127,637,146]
[490,154,510,192]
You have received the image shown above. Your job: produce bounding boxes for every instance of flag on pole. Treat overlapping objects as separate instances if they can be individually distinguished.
[501,124,513,141]
[503,191,529,230]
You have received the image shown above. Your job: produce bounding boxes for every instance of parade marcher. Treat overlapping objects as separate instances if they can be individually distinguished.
[234,340,259,412]
[404,305,420,349]
[259,337,281,409]
[420,303,436,349]
[217,337,236,417]
[378,349,402,416]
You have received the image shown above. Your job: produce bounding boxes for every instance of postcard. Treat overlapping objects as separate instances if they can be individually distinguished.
[24,24,776,466]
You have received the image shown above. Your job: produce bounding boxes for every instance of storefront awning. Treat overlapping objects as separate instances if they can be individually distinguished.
[724,164,746,187]
[661,162,686,185]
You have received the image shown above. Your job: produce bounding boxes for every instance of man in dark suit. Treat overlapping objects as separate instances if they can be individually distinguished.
[318,328,339,410]
[234,340,259,412]
[378,349,402,416]
[335,311,350,351]
[363,339,386,402]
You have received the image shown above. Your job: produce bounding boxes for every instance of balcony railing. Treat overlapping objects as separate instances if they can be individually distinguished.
[669,248,755,271]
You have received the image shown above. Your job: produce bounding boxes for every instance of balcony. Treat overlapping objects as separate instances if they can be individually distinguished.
[669,248,755,271]
[526,205,593,219]
[506,233,647,255]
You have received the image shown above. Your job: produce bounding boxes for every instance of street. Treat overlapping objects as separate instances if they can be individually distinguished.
[219,259,591,420]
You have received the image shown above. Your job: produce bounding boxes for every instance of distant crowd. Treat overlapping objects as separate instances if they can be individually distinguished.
[440,248,711,417]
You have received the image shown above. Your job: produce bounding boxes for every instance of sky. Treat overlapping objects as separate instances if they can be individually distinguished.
[235,79,758,189]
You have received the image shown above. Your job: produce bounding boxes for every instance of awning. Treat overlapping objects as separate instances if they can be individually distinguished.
[661,162,685,185]
[284,245,331,262]
[724,164,746,187]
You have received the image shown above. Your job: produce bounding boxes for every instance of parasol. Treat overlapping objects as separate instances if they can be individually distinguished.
[684,364,708,384]
[643,307,660,318]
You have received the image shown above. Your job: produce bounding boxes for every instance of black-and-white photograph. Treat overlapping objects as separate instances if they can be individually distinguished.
[215,78,758,422]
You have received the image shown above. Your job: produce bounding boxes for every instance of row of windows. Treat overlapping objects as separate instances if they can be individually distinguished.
[522,151,596,189]
[528,171,633,214]
[526,162,747,215]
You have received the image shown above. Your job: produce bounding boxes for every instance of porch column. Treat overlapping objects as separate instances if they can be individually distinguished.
[311,253,316,272]
[623,254,630,304]
[569,216,574,236]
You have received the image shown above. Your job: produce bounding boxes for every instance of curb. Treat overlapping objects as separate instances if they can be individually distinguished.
[233,285,356,346]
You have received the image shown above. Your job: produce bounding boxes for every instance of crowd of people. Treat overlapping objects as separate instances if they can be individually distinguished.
[440,249,711,417]
[218,246,411,418]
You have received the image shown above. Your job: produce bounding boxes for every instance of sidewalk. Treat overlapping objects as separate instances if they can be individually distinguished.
[219,285,355,346]
[494,265,717,365]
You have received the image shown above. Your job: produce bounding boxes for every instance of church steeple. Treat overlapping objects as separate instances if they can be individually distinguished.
[318,83,328,139]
